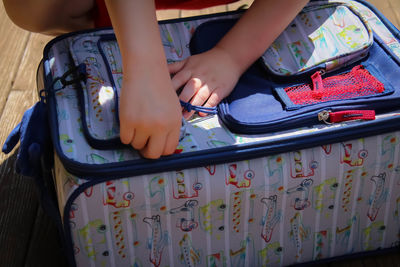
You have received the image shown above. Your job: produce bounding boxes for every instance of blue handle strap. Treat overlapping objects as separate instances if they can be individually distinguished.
[179,100,218,115]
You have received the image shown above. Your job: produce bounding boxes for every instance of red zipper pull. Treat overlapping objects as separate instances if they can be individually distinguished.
[319,110,375,124]
[311,71,324,91]
[311,71,325,100]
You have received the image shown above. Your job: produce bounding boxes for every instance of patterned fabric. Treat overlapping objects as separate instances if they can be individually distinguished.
[261,2,373,76]
[43,1,400,266]
[55,133,400,266]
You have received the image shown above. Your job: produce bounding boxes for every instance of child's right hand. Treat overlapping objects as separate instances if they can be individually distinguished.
[118,63,182,159]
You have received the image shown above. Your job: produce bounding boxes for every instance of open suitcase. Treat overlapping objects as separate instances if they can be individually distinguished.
[3,0,400,266]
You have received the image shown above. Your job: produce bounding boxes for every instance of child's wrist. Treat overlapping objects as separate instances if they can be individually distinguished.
[213,44,246,76]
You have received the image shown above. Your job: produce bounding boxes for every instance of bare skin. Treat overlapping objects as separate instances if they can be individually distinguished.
[3,0,309,159]
[3,0,95,35]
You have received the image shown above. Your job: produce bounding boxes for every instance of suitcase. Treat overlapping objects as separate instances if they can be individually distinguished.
[3,0,400,266]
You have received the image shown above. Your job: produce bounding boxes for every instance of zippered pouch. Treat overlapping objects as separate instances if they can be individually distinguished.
[189,3,400,134]
[275,64,393,111]
[69,35,121,147]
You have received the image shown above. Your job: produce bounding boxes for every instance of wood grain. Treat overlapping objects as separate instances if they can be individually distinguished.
[12,34,53,92]
[156,9,181,21]
[368,0,399,28]
[0,90,40,267]
[180,5,228,18]
[0,90,37,162]
[0,1,30,116]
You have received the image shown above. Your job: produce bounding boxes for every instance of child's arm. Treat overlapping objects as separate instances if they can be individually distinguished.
[169,0,309,118]
[105,0,182,159]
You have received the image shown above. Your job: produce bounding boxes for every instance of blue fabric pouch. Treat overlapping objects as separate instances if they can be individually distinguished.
[189,16,400,134]
[2,101,51,176]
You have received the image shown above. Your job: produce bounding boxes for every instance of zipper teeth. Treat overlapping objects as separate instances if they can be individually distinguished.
[220,106,317,134]
[60,146,236,178]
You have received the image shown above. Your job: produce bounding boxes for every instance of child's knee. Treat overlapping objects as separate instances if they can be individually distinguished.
[3,0,94,35]
[3,0,56,33]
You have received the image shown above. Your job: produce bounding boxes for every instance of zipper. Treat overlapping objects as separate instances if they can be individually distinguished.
[218,106,323,134]
[54,111,400,180]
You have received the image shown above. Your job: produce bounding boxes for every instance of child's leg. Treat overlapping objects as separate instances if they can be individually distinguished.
[3,0,95,35]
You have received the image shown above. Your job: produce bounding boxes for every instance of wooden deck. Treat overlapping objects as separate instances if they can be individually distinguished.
[0,0,399,266]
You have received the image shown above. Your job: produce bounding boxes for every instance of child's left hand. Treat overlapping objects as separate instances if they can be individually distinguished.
[168,46,242,119]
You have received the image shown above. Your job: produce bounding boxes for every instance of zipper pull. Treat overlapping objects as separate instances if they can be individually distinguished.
[318,110,375,124]
[311,70,324,91]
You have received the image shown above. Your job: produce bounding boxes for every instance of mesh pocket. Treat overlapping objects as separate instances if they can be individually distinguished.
[284,65,385,106]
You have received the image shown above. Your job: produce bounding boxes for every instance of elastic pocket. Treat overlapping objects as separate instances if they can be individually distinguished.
[68,35,121,148]
[275,64,394,110]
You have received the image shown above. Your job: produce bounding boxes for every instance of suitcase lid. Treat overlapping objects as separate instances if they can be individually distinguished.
[34,1,400,178]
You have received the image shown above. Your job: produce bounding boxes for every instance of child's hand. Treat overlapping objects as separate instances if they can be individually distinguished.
[169,46,242,119]
[119,64,182,159]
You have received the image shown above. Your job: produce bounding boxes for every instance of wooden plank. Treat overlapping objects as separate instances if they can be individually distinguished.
[0,90,38,163]
[0,90,40,267]
[0,1,30,116]
[227,0,254,11]
[388,0,400,29]
[367,0,399,29]
[157,9,181,21]
[0,89,43,267]
[180,5,228,18]
[24,206,68,267]
[12,33,53,91]
[367,0,390,10]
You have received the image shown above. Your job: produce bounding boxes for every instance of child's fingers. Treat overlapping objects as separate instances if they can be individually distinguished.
[199,92,222,117]
[183,110,195,120]
[181,83,210,119]
[140,132,168,159]
[170,68,192,92]
[130,129,149,151]
[162,129,180,156]
[168,59,187,74]
[190,84,212,107]
[179,78,202,103]
[119,124,135,145]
